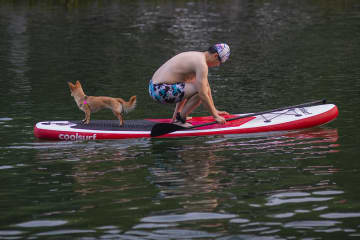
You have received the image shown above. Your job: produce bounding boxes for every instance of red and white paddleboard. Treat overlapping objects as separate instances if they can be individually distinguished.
[34,103,338,141]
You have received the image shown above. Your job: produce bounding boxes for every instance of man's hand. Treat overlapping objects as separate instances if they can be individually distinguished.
[216,110,229,115]
[214,114,226,124]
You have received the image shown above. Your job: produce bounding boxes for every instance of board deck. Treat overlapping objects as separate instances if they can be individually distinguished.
[34,103,338,141]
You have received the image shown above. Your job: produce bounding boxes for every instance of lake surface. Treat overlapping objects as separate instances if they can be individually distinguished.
[1,1,360,239]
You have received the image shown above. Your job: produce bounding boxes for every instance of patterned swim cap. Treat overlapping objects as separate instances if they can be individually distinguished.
[214,43,230,63]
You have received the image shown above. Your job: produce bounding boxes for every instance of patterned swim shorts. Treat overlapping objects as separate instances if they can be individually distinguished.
[149,79,185,104]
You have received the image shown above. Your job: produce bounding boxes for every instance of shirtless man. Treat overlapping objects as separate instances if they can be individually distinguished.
[149,43,230,126]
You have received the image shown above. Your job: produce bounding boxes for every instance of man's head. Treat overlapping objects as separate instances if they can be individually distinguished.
[207,43,230,66]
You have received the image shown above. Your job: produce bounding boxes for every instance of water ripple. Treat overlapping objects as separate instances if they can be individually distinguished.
[284,220,341,229]
[36,229,96,236]
[266,196,333,206]
[320,213,360,219]
[133,223,178,229]
[142,212,237,223]
[0,230,25,236]
[15,220,67,228]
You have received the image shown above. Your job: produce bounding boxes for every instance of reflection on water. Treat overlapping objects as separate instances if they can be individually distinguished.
[1,127,351,239]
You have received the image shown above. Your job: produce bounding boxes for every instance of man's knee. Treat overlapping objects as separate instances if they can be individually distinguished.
[194,94,201,103]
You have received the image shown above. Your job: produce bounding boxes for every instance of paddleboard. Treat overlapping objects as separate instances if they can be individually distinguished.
[34,103,338,141]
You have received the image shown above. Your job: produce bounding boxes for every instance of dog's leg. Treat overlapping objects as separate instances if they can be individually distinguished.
[119,114,124,126]
[113,111,124,126]
[82,111,87,123]
[83,106,91,124]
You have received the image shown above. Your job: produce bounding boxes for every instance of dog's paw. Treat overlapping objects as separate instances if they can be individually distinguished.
[81,119,90,124]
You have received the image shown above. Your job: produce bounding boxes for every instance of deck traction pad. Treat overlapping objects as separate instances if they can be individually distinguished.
[69,120,156,131]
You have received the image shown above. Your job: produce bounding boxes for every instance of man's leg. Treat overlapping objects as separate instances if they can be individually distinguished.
[181,94,202,117]
[179,83,202,119]
[172,99,187,122]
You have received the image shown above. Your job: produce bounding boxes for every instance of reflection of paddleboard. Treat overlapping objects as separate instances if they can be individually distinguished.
[34,103,338,141]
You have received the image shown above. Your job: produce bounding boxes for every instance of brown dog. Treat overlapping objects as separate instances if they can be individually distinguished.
[68,81,136,126]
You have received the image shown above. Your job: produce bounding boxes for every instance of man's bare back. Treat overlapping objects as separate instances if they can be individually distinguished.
[152,51,206,85]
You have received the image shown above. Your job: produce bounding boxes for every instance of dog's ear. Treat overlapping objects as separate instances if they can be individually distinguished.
[68,82,75,90]
[76,80,81,87]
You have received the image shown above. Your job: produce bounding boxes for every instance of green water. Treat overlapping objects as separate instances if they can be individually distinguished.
[1,1,360,239]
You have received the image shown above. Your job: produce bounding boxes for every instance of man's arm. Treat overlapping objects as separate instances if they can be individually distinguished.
[207,82,229,115]
[195,65,226,124]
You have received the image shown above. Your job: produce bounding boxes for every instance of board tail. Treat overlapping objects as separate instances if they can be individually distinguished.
[119,95,136,113]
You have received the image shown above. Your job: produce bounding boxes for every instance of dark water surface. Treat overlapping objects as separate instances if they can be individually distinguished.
[1,1,360,239]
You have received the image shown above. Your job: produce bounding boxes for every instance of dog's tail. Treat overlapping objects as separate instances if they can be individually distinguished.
[118,96,136,113]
